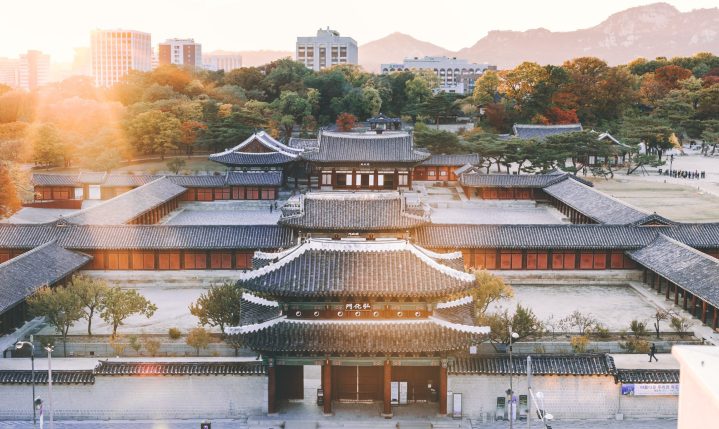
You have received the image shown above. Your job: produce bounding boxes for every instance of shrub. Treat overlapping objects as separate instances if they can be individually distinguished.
[670,316,690,338]
[570,335,589,353]
[168,327,181,339]
[109,335,125,357]
[186,327,211,356]
[128,335,142,354]
[144,338,161,357]
[629,319,647,337]
[620,338,651,353]
[593,324,610,339]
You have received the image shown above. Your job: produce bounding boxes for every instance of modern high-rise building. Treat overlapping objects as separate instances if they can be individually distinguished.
[18,50,50,90]
[91,29,152,87]
[202,52,243,72]
[296,28,358,71]
[0,58,19,88]
[72,47,92,77]
[380,56,496,95]
[158,38,202,67]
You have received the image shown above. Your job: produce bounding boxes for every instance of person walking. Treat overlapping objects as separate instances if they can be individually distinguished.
[649,343,658,362]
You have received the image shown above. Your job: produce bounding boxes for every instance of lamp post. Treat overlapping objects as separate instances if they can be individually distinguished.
[15,338,36,428]
[45,345,54,429]
[508,326,519,429]
[530,391,554,429]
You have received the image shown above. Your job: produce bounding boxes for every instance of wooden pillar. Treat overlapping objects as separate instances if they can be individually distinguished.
[439,359,448,416]
[382,360,392,418]
[674,284,679,305]
[267,358,277,415]
[665,281,671,300]
[322,360,332,415]
[702,301,708,324]
[713,307,718,331]
[683,289,688,310]
[691,295,697,318]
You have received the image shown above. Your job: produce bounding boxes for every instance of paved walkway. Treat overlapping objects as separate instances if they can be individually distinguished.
[0,418,678,429]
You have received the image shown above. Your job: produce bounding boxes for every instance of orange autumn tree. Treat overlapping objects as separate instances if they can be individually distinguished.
[179,120,207,156]
[335,112,357,132]
[0,164,21,218]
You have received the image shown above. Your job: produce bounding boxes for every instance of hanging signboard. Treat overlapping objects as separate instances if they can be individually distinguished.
[621,383,679,396]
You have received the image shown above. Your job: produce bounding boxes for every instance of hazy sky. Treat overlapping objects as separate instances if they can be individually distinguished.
[2,0,717,62]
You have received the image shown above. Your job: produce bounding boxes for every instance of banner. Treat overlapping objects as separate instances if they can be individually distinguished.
[621,383,679,396]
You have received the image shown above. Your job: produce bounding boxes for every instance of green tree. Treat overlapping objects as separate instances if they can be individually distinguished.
[189,282,243,333]
[27,286,84,356]
[29,124,65,167]
[472,70,500,105]
[69,275,110,337]
[0,164,21,218]
[469,269,514,317]
[186,327,211,356]
[273,91,312,141]
[413,123,463,154]
[166,158,186,174]
[100,287,157,337]
[422,93,462,126]
[126,110,182,159]
[478,304,543,345]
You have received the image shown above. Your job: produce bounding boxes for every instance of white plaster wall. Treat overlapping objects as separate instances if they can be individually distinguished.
[0,375,267,420]
[619,393,678,419]
[449,375,618,420]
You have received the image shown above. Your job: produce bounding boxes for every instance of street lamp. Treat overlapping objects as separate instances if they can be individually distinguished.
[15,338,36,428]
[45,345,54,429]
[508,327,519,428]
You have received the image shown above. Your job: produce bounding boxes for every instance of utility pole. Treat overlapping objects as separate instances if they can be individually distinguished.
[45,346,54,429]
[527,356,532,429]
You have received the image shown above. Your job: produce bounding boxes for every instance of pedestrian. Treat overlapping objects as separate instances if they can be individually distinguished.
[269,203,273,213]
[649,343,658,362]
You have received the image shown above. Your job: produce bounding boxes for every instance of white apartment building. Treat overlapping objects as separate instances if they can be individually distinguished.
[202,52,243,72]
[91,29,152,87]
[158,38,202,67]
[0,50,50,90]
[381,56,496,95]
[296,28,358,71]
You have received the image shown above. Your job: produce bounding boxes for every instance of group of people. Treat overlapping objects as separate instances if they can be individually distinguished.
[658,168,706,179]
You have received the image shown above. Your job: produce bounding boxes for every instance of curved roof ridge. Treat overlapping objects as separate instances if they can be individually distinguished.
[429,316,489,334]
[241,291,279,308]
[225,315,286,335]
[211,131,301,158]
[435,295,473,309]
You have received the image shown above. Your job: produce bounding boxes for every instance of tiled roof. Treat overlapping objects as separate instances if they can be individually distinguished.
[31,173,80,186]
[166,175,225,187]
[615,369,680,384]
[513,123,583,139]
[422,154,481,167]
[208,131,300,166]
[450,353,616,376]
[434,300,475,325]
[226,171,283,186]
[661,223,719,248]
[0,224,295,250]
[288,137,320,151]
[543,178,647,224]
[302,131,430,163]
[0,370,94,384]
[0,241,90,314]
[102,174,158,187]
[232,318,487,354]
[460,173,571,188]
[209,151,297,166]
[238,239,475,299]
[628,235,719,307]
[94,361,265,376]
[77,172,108,184]
[279,193,429,231]
[240,292,281,325]
[64,177,186,225]
[414,224,657,249]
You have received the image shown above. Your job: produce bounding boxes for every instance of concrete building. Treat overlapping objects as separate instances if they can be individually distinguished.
[296,27,358,71]
[0,50,50,90]
[91,29,152,87]
[17,50,50,90]
[158,38,201,67]
[0,58,19,87]
[202,51,243,72]
[381,56,495,95]
[673,346,719,428]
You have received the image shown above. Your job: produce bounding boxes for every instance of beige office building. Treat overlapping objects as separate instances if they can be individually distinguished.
[91,29,152,87]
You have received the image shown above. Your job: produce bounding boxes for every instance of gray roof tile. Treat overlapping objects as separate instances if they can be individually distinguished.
[0,241,90,313]
[450,353,616,376]
[513,123,583,139]
[422,154,481,167]
[226,171,283,186]
[302,131,430,163]
[0,370,94,384]
[31,174,79,186]
[615,369,680,384]
[94,361,265,376]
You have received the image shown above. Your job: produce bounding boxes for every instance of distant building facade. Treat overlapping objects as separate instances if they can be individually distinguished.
[202,52,243,72]
[296,28,358,71]
[381,56,495,95]
[91,29,152,87]
[158,38,202,67]
[0,50,50,90]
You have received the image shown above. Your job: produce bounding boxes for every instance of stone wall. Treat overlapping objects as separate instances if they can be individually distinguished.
[448,374,677,421]
[0,374,267,420]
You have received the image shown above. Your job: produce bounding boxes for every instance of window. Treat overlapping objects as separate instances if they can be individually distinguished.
[196,188,213,201]
[336,174,347,187]
[500,250,523,269]
[428,170,436,177]
[345,174,353,186]
[232,186,245,200]
[184,252,207,269]
[132,251,155,270]
[398,173,409,186]
[261,188,275,200]
[158,251,181,270]
[210,252,232,269]
[377,175,384,186]
[321,173,332,185]
[246,187,259,199]
[526,251,548,270]
[74,187,84,199]
[214,188,230,200]
[355,174,361,187]
[551,251,576,270]
[236,252,253,269]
